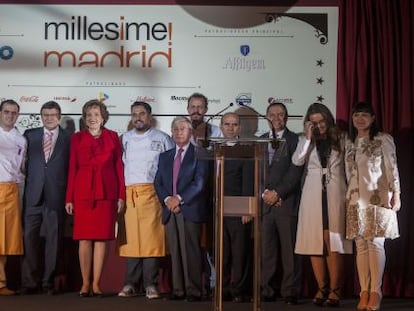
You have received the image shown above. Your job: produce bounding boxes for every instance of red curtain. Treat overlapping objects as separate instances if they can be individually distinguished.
[337,0,414,297]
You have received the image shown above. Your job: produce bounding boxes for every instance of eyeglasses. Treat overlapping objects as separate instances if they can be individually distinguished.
[41,113,59,118]
[311,119,326,127]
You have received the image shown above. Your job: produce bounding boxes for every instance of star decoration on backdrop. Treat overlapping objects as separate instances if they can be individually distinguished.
[316,59,324,67]
[317,77,324,85]
[317,95,325,102]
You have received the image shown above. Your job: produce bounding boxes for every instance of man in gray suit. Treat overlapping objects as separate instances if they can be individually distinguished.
[21,101,70,295]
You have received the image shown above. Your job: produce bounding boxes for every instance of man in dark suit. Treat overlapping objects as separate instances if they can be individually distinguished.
[219,112,254,303]
[154,116,209,302]
[260,102,303,305]
[21,101,70,295]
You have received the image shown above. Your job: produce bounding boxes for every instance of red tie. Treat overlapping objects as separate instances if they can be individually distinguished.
[43,132,53,162]
[173,148,184,195]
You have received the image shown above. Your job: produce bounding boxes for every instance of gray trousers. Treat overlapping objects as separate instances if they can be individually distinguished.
[124,257,159,289]
[165,213,202,297]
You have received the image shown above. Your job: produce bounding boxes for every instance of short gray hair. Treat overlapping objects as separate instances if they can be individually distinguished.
[171,116,192,130]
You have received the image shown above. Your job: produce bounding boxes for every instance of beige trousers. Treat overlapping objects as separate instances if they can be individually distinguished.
[355,237,386,294]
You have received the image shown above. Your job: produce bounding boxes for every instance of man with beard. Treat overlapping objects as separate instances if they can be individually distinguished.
[187,93,222,143]
[186,93,221,297]
[117,101,174,299]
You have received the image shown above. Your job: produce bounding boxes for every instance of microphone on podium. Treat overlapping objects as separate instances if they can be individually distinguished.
[237,102,278,149]
[201,102,234,148]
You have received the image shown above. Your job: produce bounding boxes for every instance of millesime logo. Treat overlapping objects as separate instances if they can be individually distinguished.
[222,45,266,72]
[43,16,173,68]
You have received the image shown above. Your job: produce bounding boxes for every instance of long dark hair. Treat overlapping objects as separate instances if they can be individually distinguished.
[303,102,341,152]
[349,102,379,142]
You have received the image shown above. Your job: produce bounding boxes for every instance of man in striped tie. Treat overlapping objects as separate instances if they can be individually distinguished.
[20,101,71,295]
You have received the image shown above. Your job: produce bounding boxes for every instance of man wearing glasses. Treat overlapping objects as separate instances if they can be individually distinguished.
[20,101,70,295]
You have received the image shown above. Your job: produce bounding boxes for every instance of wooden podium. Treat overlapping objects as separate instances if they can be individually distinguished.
[197,138,272,311]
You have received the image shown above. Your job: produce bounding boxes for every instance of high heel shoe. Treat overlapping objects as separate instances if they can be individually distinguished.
[79,285,91,298]
[92,287,104,298]
[79,291,90,297]
[357,291,370,310]
[313,287,329,306]
[366,292,382,311]
[326,288,340,307]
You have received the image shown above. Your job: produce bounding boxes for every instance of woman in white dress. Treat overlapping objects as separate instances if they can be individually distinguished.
[293,103,352,307]
[345,102,401,311]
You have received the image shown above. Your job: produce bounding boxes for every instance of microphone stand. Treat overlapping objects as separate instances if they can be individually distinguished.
[201,103,234,148]
[237,102,278,149]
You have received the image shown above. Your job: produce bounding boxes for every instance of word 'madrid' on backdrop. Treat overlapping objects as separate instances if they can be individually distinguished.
[0,5,338,134]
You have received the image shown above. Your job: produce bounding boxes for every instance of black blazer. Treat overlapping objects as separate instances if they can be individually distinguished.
[24,126,70,210]
[261,129,303,217]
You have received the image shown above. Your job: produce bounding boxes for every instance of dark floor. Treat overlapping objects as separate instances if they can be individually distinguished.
[1,293,413,311]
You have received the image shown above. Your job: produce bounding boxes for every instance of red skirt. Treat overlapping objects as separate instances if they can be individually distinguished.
[73,199,117,240]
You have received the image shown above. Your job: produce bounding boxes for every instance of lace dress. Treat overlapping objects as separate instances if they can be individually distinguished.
[344,133,400,240]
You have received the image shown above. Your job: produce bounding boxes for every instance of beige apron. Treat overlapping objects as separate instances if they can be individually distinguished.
[117,184,167,257]
[0,183,23,255]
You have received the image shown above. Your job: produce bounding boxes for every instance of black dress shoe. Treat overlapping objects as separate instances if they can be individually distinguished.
[43,287,57,296]
[167,293,185,300]
[233,295,245,303]
[261,294,276,302]
[186,295,201,302]
[20,287,39,295]
[284,296,298,305]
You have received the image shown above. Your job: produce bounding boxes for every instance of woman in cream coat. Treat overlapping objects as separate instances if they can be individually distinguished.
[293,103,352,307]
[345,102,400,311]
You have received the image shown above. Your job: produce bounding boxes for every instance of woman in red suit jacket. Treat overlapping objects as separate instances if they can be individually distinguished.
[65,99,125,297]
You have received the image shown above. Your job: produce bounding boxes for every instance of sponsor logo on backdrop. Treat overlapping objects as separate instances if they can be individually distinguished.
[43,16,173,68]
[53,96,77,103]
[18,114,42,129]
[132,95,156,103]
[0,45,14,61]
[235,93,252,105]
[170,95,188,102]
[223,45,265,72]
[268,97,293,105]
[98,92,109,102]
[98,92,117,109]
[240,45,250,56]
[169,95,221,106]
[19,96,40,103]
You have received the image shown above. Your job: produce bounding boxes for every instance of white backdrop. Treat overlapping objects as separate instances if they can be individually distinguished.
[0,5,338,135]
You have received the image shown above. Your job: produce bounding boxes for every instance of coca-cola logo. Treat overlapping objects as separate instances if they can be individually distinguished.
[19,96,39,103]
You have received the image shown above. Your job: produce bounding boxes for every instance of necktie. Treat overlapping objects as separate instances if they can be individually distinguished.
[269,133,278,164]
[43,132,53,162]
[173,148,184,195]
